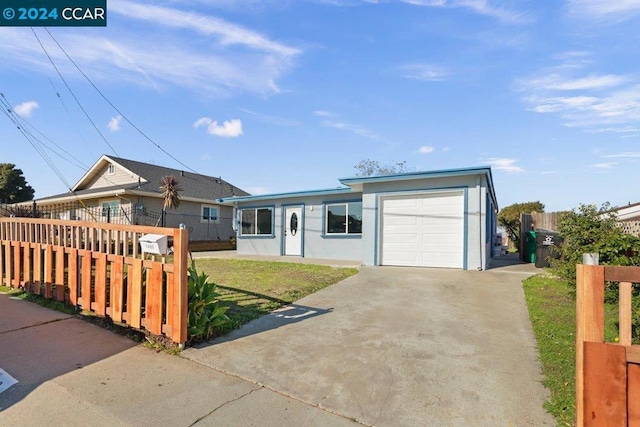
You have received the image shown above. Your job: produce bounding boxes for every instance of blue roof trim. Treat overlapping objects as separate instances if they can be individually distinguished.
[218,187,353,204]
[338,166,492,185]
[339,166,498,211]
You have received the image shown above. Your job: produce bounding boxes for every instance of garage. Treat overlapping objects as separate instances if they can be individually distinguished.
[380,190,464,268]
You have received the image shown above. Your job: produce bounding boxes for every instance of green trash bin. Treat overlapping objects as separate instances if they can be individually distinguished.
[524,230,537,263]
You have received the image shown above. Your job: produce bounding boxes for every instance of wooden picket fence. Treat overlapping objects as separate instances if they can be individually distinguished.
[576,264,640,426]
[0,217,188,345]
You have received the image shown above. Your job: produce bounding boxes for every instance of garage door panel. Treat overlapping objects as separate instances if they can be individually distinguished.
[382,191,463,269]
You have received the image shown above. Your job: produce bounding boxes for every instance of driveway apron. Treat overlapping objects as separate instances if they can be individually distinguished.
[183,264,555,426]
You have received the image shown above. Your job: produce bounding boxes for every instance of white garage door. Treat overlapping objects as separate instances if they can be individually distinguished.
[381,191,464,268]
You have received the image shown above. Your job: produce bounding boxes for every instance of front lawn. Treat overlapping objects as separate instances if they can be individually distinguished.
[194,258,358,335]
[522,274,619,426]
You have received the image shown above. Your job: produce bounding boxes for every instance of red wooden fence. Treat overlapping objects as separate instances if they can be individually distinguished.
[576,264,640,426]
[0,218,188,345]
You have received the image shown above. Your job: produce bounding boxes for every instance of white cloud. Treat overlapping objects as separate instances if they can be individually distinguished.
[238,107,300,127]
[586,126,639,134]
[518,73,627,91]
[516,53,640,130]
[313,110,333,117]
[399,64,449,82]
[320,119,381,140]
[0,1,300,96]
[592,162,618,169]
[442,146,450,152]
[418,145,435,154]
[400,0,531,24]
[194,117,243,137]
[13,101,38,117]
[568,0,640,19]
[604,152,640,158]
[108,115,123,132]
[483,158,524,173]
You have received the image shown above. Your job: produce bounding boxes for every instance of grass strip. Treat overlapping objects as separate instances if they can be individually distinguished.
[522,274,619,426]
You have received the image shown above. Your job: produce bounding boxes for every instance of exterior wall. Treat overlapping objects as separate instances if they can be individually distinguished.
[360,174,493,270]
[133,196,234,241]
[83,162,140,190]
[235,194,362,261]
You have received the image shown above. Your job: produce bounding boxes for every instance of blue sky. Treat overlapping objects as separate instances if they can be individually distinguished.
[1,0,640,212]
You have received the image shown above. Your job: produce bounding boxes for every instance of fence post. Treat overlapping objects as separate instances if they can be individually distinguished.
[172,224,189,346]
[575,263,605,426]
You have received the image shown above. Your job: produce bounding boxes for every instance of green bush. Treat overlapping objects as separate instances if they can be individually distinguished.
[551,203,640,343]
[551,203,640,286]
[187,261,229,343]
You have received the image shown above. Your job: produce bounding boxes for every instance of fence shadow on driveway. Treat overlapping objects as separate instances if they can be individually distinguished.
[193,302,333,349]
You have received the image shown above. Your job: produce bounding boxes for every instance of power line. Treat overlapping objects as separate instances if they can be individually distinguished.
[44,27,202,177]
[31,28,120,157]
[0,94,73,190]
[48,77,95,159]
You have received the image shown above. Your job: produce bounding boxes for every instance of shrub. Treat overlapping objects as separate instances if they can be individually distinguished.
[551,203,640,286]
[187,261,229,343]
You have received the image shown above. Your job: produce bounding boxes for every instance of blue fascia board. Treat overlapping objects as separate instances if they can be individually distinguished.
[218,187,354,204]
[339,166,498,211]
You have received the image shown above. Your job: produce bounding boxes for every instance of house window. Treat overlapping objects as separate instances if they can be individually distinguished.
[326,201,362,234]
[107,164,116,175]
[101,200,120,218]
[202,205,219,222]
[240,207,273,236]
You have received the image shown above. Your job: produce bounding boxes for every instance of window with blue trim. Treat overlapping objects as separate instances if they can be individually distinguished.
[326,201,362,234]
[240,207,273,235]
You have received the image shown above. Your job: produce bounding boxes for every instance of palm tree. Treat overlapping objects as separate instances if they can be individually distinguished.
[160,175,182,227]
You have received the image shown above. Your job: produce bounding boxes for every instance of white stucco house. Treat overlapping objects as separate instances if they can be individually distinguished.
[219,166,498,270]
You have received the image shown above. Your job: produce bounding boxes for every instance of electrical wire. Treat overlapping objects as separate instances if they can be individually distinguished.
[31,28,120,157]
[43,27,207,178]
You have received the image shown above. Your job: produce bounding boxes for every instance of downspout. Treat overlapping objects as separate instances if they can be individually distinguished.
[477,177,483,271]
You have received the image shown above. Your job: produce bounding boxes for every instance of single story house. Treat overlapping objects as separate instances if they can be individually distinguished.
[30,155,248,242]
[220,166,498,270]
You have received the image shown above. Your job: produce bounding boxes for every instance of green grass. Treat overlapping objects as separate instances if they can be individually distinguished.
[0,284,76,315]
[194,258,358,334]
[522,274,619,426]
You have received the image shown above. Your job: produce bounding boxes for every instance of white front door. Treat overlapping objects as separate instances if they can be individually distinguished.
[284,206,302,256]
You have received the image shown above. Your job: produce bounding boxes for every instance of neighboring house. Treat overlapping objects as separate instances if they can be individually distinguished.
[31,154,248,242]
[611,202,640,221]
[219,167,498,270]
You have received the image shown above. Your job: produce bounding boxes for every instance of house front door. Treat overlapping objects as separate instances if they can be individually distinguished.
[284,206,302,256]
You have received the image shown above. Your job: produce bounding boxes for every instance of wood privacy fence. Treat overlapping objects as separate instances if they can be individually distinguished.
[576,264,640,426]
[0,218,188,345]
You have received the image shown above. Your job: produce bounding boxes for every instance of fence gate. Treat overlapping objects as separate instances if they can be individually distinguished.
[576,264,640,426]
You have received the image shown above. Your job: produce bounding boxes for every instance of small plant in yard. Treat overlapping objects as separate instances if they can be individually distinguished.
[187,261,229,343]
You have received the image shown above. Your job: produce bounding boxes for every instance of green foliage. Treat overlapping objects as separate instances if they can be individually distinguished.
[497,201,545,247]
[551,203,640,285]
[187,261,229,342]
[523,274,620,426]
[0,163,35,203]
[354,159,410,177]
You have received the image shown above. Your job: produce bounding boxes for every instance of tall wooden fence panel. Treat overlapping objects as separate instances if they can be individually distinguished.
[576,264,640,426]
[0,218,188,345]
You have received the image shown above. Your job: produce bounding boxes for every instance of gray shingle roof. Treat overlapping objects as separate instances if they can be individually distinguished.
[107,156,248,200]
[36,155,248,202]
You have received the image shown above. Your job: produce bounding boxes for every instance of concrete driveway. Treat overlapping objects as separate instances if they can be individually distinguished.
[184,262,555,426]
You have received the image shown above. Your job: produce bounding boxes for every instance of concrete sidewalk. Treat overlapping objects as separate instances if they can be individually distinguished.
[0,293,356,426]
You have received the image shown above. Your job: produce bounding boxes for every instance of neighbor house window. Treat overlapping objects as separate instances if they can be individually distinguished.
[326,201,362,234]
[107,164,116,175]
[101,200,120,218]
[202,205,219,222]
[240,207,273,236]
